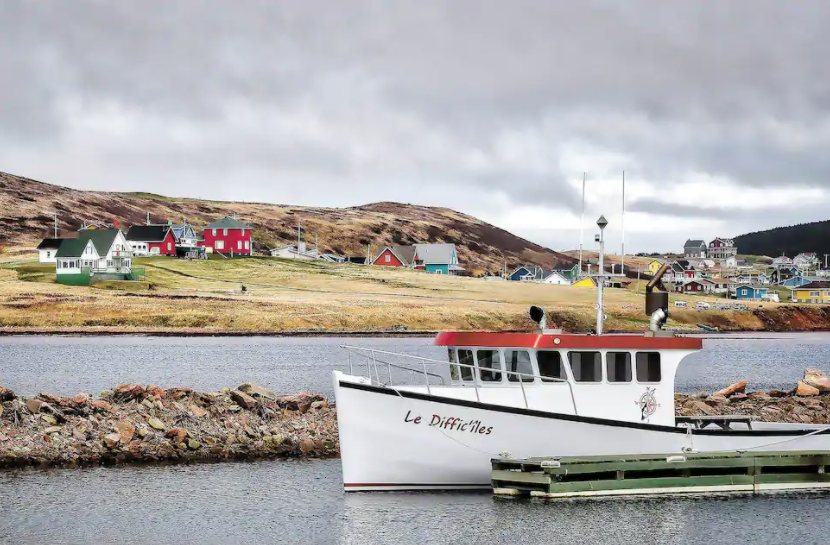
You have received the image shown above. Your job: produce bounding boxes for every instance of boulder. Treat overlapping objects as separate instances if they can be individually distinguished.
[38,392,64,404]
[148,418,165,431]
[768,389,792,398]
[299,438,315,454]
[229,390,257,409]
[91,400,112,412]
[190,405,207,418]
[115,421,135,443]
[146,385,165,397]
[804,368,830,392]
[40,414,58,425]
[277,392,326,413]
[0,384,15,402]
[165,428,187,443]
[796,381,820,396]
[187,440,201,450]
[26,399,45,414]
[114,383,146,401]
[238,383,277,400]
[103,433,122,448]
[44,426,62,434]
[165,387,192,400]
[730,393,749,402]
[705,395,728,405]
[67,393,90,408]
[714,380,747,397]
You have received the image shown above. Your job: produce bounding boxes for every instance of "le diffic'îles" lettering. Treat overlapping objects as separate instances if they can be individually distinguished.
[403,410,493,435]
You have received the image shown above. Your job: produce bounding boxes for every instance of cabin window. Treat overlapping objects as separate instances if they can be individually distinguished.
[216,240,225,250]
[636,352,662,382]
[606,352,632,382]
[568,352,602,382]
[505,350,533,382]
[448,348,459,380]
[810,291,821,298]
[537,351,565,382]
[46,251,51,258]
[385,254,391,263]
[212,229,217,236]
[237,240,242,250]
[223,228,228,236]
[167,242,172,251]
[457,349,475,382]
[476,350,502,382]
[244,241,250,250]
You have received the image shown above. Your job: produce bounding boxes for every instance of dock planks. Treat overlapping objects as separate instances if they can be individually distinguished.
[492,451,830,498]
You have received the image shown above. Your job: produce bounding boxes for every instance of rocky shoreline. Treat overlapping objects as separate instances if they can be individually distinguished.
[0,383,337,469]
[4,370,830,470]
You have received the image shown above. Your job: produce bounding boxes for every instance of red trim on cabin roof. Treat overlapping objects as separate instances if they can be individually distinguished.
[433,332,702,350]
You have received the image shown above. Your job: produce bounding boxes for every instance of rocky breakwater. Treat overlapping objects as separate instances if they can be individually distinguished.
[0,382,337,469]
[676,368,830,423]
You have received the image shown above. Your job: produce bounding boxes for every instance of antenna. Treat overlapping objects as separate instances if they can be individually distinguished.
[621,170,625,274]
[578,172,586,275]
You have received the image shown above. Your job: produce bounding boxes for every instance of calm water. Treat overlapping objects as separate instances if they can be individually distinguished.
[3,334,830,544]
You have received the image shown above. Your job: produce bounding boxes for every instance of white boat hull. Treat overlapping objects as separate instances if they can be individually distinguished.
[333,372,830,491]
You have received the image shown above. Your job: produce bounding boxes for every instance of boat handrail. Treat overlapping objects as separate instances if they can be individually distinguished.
[340,345,579,414]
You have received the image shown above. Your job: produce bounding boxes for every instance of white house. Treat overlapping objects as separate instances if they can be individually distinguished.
[55,229,132,284]
[794,252,820,271]
[37,238,65,263]
[270,242,325,260]
[541,270,572,285]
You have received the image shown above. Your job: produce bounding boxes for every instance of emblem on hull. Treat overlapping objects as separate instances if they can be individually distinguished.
[635,387,659,421]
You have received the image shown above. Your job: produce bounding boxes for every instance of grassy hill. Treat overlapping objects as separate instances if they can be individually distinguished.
[0,170,573,273]
[735,221,830,258]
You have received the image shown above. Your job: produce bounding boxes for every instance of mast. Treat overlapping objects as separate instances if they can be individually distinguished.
[578,172,586,275]
[621,171,625,274]
[596,215,608,335]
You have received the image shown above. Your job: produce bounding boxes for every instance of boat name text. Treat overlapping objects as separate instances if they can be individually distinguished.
[404,410,493,435]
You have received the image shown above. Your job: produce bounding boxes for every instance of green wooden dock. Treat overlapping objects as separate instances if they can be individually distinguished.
[492,451,830,499]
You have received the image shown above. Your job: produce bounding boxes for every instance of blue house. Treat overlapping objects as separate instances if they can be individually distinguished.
[781,276,815,288]
[509,265,544,281]
[734,285,768,301]
[413,244,464,275]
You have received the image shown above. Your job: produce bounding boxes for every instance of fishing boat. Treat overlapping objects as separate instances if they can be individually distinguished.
[333,216,830,491]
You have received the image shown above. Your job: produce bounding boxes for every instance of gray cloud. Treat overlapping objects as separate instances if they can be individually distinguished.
[3,1,830,251]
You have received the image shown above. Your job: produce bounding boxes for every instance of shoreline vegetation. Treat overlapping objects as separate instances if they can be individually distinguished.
[3,257,830,335]
[2,372,830,470]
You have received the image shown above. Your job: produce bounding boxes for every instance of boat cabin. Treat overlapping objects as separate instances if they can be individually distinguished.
[421,331,702,427]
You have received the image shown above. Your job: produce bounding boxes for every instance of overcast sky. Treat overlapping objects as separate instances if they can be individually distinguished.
[3,1,829,253]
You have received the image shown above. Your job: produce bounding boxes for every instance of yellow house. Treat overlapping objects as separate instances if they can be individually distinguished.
[646,260,664,276]
[792,282,830,303]
[572,277,597,288]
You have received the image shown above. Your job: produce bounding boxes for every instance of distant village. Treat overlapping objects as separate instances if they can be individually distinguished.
[33,219,830,305]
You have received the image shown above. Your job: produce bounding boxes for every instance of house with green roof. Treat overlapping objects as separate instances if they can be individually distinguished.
[55,228,134,285]
[201,216,252,256]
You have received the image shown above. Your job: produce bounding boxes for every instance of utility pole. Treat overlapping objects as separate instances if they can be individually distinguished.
[367,244,372,264]
[621,170,625,274]
[824,254,828,270]
[578,172,586,275]
[315,232,319,256]
[146,211,150,225]
[296,219,301,258]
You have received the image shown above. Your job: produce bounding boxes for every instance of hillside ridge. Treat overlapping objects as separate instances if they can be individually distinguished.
[734,220,830,258]
[0,170,573,273]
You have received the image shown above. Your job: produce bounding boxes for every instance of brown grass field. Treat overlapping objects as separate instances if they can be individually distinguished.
[0,255,794,334]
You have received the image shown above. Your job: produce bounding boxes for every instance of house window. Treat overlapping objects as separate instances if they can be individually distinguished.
[476,350,502,382]
[223,228,228,236]
[46,251,51,258]
[237,240,242,250]
[215,240,225,250]
[568,352,602,382]
[435,269,443,274]
[606,352,632,382]
[810,291,821,298]
[537,351,565,382]
[457,349,475,382]
[244,241,250,250]
[742,289,748,295]
[385,254,391,263]
[167,242,172,251]
[505,350,533,382]
[636,352,662,382]
[212,229,217,237]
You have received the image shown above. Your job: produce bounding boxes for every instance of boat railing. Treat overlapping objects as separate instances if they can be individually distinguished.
[340,345,578,414]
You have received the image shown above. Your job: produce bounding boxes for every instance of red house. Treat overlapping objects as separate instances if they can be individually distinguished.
[125,225,177,256]
[203,216,252,256]
[372,245,416,267]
